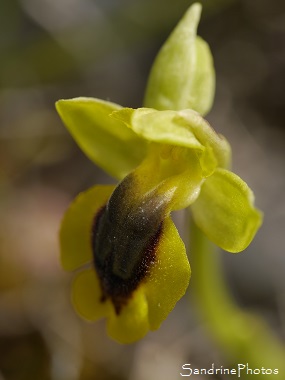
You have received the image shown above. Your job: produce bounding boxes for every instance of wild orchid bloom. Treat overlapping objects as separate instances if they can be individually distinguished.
[56,4,262,344]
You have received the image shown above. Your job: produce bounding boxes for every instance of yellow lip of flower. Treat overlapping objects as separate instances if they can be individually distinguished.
[60,183,191,344]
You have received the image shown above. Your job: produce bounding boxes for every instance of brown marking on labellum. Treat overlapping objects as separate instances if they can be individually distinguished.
[91,176,166,315]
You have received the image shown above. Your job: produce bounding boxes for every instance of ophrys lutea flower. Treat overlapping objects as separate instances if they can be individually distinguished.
[56,4,262,344]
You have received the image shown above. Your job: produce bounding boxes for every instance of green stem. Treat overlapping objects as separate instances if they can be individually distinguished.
[189,216,285,379]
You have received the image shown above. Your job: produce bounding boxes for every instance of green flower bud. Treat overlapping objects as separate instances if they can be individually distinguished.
[144,3,215,115]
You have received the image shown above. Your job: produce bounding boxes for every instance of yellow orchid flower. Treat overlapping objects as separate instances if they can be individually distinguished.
[56,3,262,344]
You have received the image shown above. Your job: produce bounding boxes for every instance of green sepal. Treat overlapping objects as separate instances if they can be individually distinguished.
[111,107,203,151]
[112,107,231,169]
[191,168,263,252]
[177,109,231,168]
[56,97,147,180]
[112,108,204,150]
[143,3,215,115]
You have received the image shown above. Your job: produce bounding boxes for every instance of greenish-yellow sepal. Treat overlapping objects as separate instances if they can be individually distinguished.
[191,168,263,252]
[111,108,205,151]
[56,97,147,180]
[112,107,230,173]
[177,109,231,168]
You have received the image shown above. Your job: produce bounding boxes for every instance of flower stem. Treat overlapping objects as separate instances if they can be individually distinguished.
[189,215,285,378]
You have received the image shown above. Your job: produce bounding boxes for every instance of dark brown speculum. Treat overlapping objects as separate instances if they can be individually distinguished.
[91,174,166,314]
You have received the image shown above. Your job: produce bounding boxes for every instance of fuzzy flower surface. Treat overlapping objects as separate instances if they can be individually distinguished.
[56,4,262,344]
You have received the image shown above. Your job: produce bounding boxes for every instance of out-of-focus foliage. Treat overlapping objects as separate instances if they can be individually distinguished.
[0,0,285,379]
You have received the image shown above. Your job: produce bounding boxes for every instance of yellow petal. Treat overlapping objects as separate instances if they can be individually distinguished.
[106,287,149,344]
[144,217,191,330]
[60,185,115,271]
[72,269,112,321]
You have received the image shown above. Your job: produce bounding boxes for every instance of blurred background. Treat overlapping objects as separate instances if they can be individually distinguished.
[0,0,285,379]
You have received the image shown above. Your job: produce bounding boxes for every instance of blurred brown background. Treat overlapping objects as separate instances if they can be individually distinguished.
[0,0,285,379]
